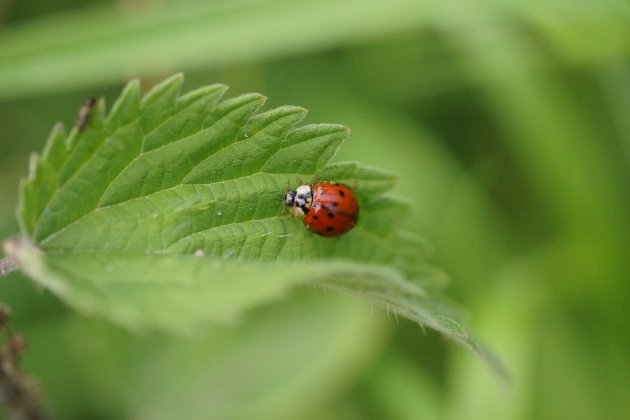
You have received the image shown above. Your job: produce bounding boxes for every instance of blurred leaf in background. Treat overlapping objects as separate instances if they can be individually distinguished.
[1,0,629,419]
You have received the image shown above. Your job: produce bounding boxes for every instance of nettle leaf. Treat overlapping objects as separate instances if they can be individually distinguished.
[11,74,504,374]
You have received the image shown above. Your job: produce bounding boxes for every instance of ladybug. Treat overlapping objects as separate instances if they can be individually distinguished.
[283,182,359,237]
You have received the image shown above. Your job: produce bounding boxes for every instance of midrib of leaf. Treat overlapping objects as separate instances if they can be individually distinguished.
[39,175,406,263]
[39,164,399,254]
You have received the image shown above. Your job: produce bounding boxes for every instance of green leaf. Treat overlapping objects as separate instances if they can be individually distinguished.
[11,74,504,375]
[0,0,627,100]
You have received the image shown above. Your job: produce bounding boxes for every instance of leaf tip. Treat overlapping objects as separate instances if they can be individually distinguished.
[252,93,268,103]
[164,72,185,87]
[208,83,229,95]
[106,79,141,129]
[141,73,185,107]
[272,105,309,124]
[286,105,308,114]
[50,121,66,135]
[41,122,66,156]
[27,152,40,176]
[120,79,142,102]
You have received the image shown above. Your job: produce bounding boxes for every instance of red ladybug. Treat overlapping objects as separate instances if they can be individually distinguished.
[283,182,359,237]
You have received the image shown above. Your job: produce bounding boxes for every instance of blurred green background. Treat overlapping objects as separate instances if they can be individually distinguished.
[1,0,629,418]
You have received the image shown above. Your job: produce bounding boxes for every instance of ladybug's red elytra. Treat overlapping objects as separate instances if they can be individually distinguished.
[283,182,359,237]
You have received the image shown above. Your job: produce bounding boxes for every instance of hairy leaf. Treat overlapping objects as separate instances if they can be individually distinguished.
[11,74,504,375]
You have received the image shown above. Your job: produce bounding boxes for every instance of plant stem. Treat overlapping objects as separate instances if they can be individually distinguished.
[0,340,48,420]
[0,305,48,420]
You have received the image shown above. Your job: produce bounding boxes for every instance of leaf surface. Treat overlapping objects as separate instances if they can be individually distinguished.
[13,74,504,375]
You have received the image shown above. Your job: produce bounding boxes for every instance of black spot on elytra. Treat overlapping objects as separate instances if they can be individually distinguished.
[326,226,335,232]
[313,215,319,220]
[327,212,334,218]
[331,202,338,207]
[338,189,345,197]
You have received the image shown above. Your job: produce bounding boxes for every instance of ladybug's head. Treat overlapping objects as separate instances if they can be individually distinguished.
[284,184,312,217]
[283,190,297,206]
